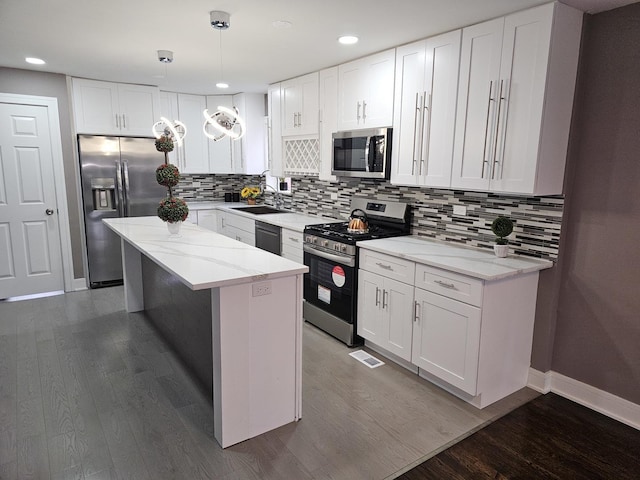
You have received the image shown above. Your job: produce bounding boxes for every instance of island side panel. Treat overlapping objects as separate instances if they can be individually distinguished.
[141,255,214,396]
[212,275,300,448]
[121,238,144,312]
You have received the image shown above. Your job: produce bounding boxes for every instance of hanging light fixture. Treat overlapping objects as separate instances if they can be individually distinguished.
[203,10,245,141]
[151,50,187,146]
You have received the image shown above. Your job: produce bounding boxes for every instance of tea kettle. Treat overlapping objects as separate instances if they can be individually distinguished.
[348,208,369,232]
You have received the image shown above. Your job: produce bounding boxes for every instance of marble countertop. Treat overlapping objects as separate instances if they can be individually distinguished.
[104,217,308,290]
[356,236,553,281]
[187,201,340,232]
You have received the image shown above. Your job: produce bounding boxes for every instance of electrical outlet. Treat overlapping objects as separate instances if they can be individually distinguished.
[252,282,272,297]
[330,192,338,200]
[453,205,467,216]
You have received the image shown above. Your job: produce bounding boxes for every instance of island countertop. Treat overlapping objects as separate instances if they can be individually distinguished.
[104,216,308,290]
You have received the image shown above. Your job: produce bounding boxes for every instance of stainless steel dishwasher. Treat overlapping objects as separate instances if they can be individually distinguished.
[255,221,281,255]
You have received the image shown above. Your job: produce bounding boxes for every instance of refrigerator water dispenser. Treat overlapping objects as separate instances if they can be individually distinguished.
[90,178,116,211]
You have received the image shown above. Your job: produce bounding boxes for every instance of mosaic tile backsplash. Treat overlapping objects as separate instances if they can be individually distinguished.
[176,174,564,261]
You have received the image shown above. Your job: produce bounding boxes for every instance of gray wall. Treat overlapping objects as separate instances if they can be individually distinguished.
[0,67,84,278]
[545,3,640,404]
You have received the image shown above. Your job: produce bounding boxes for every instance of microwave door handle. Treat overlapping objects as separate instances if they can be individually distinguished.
[364,136,372,172]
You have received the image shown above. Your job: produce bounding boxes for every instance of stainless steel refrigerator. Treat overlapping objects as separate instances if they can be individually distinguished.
[78,135,167,287]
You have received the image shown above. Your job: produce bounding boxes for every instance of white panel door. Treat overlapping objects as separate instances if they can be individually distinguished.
[206,95,234,173]
[0,103,63,298]
[357,270,384,342]
[178,93,210,174]
[72,79,119,134]
[117,83,159,136]
[158,91,183,168]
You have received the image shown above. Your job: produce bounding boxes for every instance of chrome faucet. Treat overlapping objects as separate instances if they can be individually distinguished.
[260,182,284,210]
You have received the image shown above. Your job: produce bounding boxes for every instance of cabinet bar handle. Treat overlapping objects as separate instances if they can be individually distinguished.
[494,78,509,180]
[356,102,361,123]
[481,80,495,178]
[420,91,431,175]
[362,101,367,121]
[491,79,505,179]
[289,237,299,242]
[376,262,392,270]
[115,114,120,129]
[375,287,380,306]
[412,92,421,175]
[434,280,456,289]
[414,301,420,322]
[122,114,126,129]
[382,289,388,309]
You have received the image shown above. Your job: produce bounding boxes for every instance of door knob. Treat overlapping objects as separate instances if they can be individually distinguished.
[45,209,54,215]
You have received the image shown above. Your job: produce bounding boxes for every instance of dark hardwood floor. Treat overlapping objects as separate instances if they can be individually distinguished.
[398,392,640,479]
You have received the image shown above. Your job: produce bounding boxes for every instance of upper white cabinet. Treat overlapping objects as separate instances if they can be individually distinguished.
[391,30,461,187]
[267,83,284,177]
[318,67,338,182]
[158,91,183,168]
[177,93,210,174]
[337,49,396,130]
[232,93,267,174]
[206,95,234,174]
[451,2,582,195]
[72,78,159,136]
[281,72,319,136]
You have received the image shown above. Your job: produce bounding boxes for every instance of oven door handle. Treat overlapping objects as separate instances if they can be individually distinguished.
[304,244,356,268]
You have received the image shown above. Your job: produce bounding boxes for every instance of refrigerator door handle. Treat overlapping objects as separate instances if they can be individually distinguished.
[115,159,124,217]
[122,160,130,217]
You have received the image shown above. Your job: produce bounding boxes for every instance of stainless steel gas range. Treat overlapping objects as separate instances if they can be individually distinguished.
[303,198,410,346]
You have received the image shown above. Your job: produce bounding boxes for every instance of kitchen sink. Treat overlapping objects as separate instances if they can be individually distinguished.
[232,206,288,215]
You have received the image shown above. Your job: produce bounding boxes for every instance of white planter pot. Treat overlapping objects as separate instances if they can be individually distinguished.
[167,221,182,235]
[494,244,509,258]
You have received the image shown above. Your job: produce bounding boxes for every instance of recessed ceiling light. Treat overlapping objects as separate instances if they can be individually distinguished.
[338,35,359,45]
[25,57,45,65]
[216,82,229,89]
[272,20,292,29]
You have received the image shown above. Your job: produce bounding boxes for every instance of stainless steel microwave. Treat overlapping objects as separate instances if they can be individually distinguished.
[332,127,392,179]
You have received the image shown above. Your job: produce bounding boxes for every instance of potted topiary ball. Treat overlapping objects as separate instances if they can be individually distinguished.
[491,216,514,257]
[157,197,189,235]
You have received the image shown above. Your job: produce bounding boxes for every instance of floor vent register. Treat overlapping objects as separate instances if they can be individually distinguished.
[349,350,385,369]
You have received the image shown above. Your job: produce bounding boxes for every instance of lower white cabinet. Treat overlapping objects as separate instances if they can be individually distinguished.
[412,288,481,394]
[357,246,541,408]
[357,270,414,361]
[281,228,303,264]
[218,211,255,246]
[197,210,219,232]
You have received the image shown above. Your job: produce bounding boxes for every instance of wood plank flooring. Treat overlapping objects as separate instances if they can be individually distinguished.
[0,286,538,479]
[398,392,640,479]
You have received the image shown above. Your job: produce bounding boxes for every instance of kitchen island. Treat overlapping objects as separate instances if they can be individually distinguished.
[103,216,308,448]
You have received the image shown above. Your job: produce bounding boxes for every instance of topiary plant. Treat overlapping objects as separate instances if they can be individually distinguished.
[155,135,174,153]
[155,163,180,188]
[157,197,189,223]
[491,216,514,245]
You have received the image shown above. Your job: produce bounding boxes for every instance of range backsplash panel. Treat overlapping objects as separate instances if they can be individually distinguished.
[176,174,563,261]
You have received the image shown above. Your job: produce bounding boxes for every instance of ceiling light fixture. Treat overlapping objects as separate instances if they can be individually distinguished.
[25,57,45,65]
[157,50,173,63]
[203,11,245,141]
[152,117,187,147]
[338,35,359,45]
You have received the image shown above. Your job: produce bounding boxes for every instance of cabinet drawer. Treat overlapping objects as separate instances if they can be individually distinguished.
[222,212,255,233]
[414,264,483,306]
[282,229,303,249]
[359,249,415,284]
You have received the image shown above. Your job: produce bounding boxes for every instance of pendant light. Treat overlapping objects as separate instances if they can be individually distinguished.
[151,50,187,146]
[203,11,245,141]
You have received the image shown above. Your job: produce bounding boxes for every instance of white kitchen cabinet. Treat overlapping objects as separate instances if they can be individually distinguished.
[412,287,481,395]
[197,209,219,232]
[218,211,255,246]
[451,2,582,195]
[267,84,284,177]
[232,93,267,174]
[281,228,303,264]
[177,93,210,174]
[158,91,183,168]
[358,269,415,362]
[281,72,319,136]
[337,49,395,130]
[206,95,234,174]
[318,67,338,182]
[72,78,159,136]
[391,31,461,187]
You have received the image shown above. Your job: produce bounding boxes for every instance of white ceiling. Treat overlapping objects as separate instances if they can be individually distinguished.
[0,0,636,95]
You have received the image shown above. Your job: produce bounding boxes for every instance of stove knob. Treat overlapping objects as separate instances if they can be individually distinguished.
[322,239,329,247]
[341,245,348,253]
[311,236,318,244]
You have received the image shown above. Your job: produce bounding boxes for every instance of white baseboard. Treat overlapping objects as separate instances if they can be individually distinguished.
[72,278,88,291]
[528,368,640,430]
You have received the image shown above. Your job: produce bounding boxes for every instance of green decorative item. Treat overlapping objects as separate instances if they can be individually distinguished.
[491,216,514,258]
[155,135,174,153]
[156,163,180,188]
[157,197,189,223]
